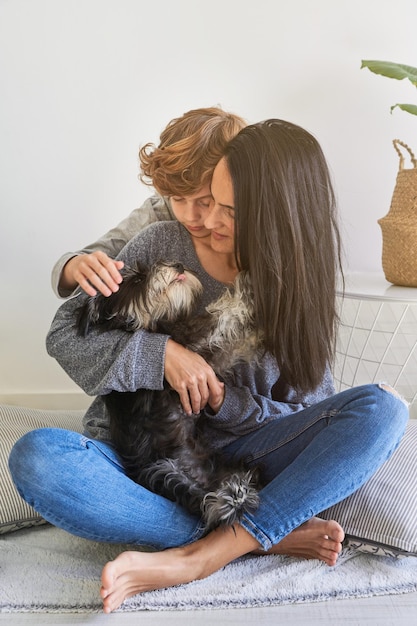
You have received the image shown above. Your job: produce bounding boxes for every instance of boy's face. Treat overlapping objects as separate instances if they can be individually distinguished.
[170,185,212,240]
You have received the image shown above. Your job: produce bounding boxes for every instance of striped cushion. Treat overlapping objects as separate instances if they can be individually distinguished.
[320,420,417,557]
[0,405,84,534]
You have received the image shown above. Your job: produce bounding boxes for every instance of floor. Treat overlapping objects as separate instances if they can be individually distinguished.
[1,591,416,626]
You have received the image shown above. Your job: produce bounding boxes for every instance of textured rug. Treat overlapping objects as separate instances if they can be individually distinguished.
[1,525,417,613]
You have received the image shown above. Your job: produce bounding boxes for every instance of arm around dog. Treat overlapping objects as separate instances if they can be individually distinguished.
[47,222,224,401]
[46,294,170,396]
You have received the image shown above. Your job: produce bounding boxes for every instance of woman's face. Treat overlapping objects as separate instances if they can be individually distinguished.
[205,158,235,255]
[170,185,212,239]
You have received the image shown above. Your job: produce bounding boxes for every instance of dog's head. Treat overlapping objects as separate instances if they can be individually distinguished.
[76,260,203,336]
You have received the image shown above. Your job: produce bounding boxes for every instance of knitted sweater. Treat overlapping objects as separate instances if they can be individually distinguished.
[46,221,335,450]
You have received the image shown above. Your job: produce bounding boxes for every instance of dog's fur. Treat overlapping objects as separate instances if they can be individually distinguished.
[76,260,262,530]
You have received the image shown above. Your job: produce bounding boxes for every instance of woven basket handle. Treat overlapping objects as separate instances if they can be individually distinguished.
[393,139,417,170]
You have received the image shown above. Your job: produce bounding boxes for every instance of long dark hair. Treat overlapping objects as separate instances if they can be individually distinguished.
[224,119,343,392]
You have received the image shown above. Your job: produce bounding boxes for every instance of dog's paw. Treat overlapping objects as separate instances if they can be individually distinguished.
[201,471,260,529]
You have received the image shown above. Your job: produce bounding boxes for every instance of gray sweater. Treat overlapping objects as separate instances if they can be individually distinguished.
[46,221,335,450]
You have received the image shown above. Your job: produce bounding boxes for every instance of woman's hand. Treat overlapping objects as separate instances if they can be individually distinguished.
[164,339,225,415]
[60,252,125,297]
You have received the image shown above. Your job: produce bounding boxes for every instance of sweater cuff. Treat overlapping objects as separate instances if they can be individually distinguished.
[135,332,170,390]
[203,386,237,425]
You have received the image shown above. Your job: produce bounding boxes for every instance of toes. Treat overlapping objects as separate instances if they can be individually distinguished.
[327,520,345,544]
[101,560,117,595]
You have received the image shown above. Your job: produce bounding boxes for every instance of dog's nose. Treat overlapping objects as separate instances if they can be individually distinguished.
[173,263,184,274]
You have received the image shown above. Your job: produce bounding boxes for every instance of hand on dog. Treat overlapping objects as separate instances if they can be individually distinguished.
[61,251,125,297]
[165,339,224,415]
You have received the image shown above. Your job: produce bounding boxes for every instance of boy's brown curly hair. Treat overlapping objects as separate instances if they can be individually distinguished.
[139,107,247,197]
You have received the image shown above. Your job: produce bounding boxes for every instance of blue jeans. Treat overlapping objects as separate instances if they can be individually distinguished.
[9,384,408,551]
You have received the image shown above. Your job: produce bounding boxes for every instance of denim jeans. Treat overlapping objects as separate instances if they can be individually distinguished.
[9,384,408,551]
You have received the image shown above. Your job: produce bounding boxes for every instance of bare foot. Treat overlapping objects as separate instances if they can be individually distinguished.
[100,525,258,613]
[253,517,345,566]
[100,518,344,613]
[101,548,196,613]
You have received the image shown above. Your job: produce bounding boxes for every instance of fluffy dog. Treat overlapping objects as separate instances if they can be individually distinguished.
[76,260,262,530]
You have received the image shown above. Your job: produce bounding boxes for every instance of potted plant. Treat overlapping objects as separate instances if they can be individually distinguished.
[361,59,417,288]
[361,60,417,116]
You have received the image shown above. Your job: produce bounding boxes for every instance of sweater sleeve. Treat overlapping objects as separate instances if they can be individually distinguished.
[201,362,336,449]
[46,291,170,396]
[51,196,174,298]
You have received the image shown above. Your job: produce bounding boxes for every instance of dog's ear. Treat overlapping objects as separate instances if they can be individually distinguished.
[76,288,133,336]
[75,263,149,336]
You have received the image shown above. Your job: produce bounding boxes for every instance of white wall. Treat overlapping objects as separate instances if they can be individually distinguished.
[1,0,417,406]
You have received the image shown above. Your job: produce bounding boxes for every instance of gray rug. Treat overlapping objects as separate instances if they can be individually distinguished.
[1,525,417,613]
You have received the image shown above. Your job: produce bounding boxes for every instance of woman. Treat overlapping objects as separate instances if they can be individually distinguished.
[10,119,408,614]
[52,106,247,299]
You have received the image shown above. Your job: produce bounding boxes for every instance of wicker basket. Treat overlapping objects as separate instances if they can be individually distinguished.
[378,139,417,288]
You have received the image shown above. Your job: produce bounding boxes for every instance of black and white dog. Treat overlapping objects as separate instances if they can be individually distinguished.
[76,260,262,530]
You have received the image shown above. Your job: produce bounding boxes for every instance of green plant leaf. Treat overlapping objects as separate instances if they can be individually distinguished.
[391,103,417,116]
[361,60,417,87]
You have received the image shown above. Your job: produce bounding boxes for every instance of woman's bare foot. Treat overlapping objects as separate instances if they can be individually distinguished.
[253,517,345,566]
[101,548,197,613]
[100,525,258,613]
[100,517,344,613]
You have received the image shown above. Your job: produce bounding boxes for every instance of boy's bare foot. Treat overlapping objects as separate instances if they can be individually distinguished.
[100,517,344,613]
[252,517,345,566]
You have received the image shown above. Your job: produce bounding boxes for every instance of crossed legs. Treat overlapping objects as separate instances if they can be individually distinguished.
[100,384,408,613]
[100,517,344,613]
[9,384,407,614]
